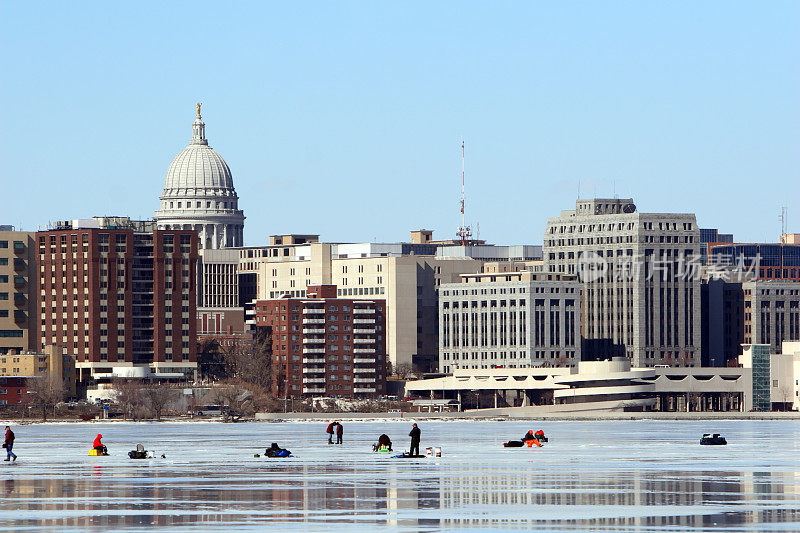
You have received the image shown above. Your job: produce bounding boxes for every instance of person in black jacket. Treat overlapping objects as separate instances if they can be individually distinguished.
[373,434,393,451]
[409,423,421,456]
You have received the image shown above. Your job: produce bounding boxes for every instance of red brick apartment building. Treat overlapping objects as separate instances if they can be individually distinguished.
[37,218,198,381]
[0,377,27,405]
[252,285,386,397]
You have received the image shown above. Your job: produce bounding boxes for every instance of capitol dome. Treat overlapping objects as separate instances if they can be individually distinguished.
[154,104,245,250]
[162,142,234,194]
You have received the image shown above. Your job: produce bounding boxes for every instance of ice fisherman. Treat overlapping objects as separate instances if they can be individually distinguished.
[375,434,392,451]
[93,434,107,455]
[409,423,421,456]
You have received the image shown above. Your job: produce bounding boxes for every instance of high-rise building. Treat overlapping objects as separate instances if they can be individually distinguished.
[36,218,198,381]
[0,226,37,355]
[252,285,386,397]
[439,271,581,373]
[154,104,245,250]
[543,198,701,367]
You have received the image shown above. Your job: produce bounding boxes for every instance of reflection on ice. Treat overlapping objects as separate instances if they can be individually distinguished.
[1,420,800,531]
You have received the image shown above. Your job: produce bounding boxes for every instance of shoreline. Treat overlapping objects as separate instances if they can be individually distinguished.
[7,411,800,424]
[254,411,800,422]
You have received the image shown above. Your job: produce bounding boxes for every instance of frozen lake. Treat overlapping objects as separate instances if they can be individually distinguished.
[1,419,800,531]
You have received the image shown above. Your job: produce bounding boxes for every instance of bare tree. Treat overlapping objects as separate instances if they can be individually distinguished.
[393,363,415,380]
[114,379,148,421]
[209,380,253,422]
[777,383,794,411]
[220,329,280,394]
[141,382,179,421]
[26,372,64,421]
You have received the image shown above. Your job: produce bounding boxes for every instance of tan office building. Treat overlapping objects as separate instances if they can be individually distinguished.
[0,227,37,356]
[0,345,77,398]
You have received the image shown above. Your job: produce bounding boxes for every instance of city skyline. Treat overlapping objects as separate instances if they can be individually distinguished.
[1,2,798,245]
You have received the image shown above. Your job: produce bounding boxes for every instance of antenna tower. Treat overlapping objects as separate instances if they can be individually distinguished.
[780,206,788,242]
[456,141,472,246]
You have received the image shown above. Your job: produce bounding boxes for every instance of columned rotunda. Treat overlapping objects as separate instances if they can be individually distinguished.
[154,104,245,249]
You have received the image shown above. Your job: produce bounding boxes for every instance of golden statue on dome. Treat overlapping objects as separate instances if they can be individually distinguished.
[196,102,202,118]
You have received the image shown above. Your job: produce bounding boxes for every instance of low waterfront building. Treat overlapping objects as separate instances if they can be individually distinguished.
[404,344,800,413]
[405,358,656,412]
[0,377,28,406]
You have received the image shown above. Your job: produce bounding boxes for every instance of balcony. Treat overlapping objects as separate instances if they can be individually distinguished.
[302,367,325,373]
[302,387,326,394]
[13,310,26,323]
[302,318,325,325]
[13,258,25,271]
[302,347,325,354]
[353,319,375,324]
[13,276,25,288]
[354,377,375,383]
[353,358,376,364]
[353,328,375,334]
[302,357,325,364]
[302,338,324,344]
[13,293,26,307]
[303,328,325,334]
[353,309,375,314]
[353,348,375,354]
[353,367,374,373]
[245,309,255,316]
[353,338,374,344]
[302,378,325,384]
[13,242,25,254]
[353,387,376,393]
[302,308,325,315]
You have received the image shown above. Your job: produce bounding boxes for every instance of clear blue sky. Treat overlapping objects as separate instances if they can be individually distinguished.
[1,1,798,245]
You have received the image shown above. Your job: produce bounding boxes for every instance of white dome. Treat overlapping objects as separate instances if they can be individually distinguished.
[162,143,234,194]
[154,105,245,250]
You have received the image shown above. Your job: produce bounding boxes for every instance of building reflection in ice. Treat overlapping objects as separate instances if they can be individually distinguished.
[3,462,800,531]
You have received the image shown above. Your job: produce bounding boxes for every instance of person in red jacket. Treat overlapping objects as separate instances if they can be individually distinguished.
[335,422,343,444]
[93,434,107,455]
[3,426,16,462]
[326,422,336,444]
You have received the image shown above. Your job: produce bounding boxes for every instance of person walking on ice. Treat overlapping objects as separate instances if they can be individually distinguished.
[3,426,16,462]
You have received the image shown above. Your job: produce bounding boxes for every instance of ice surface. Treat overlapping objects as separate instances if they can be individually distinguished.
[1,419,800,532]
